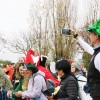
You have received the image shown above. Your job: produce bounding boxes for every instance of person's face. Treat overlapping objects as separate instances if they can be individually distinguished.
[26,69,33,76]
[71,66,76,73]
[56,69,64,77]
[19,66,27,76]
[89,32,98,46]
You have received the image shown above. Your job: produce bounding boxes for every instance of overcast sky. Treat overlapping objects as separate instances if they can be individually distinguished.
[0,0,33,62]
[0,0,32,35]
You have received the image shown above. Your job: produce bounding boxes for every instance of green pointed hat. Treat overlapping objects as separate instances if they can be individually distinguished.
[87,19,100,35]
[26,63,38,73]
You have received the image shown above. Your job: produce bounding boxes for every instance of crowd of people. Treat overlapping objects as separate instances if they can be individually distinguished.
[0,19,100,100]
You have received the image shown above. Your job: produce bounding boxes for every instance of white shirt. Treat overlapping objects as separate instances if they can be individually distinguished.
[77,37,100,72]
[77,37,94,55]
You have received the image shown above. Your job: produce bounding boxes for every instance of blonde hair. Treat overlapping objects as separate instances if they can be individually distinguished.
[15,63,24,79]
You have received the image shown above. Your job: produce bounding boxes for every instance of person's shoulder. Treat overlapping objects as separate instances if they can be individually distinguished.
[65,75,76,81]
[33,74,44,81]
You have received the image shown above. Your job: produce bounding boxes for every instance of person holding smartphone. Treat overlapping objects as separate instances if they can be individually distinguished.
[69,19,100,100]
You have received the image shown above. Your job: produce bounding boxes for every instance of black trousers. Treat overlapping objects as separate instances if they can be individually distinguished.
[93,97,100,100]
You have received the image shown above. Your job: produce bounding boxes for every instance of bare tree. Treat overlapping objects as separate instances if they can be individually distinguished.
[47,0,78,60]
[4,32,37,55]
[4,0,79,60]
[29,1,51,55]
[0,34,6,52]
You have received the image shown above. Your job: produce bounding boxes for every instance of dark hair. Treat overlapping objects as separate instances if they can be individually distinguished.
[98,35,100,41]
[10,63,15,66]
[56,60,71,74]
[19,63,26,68]
[40,56,47,67]
[89,29,99,36]
[88,29,97,34]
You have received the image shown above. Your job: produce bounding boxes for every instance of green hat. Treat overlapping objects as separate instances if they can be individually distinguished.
[26,63,38,73]
[87,19,100,35]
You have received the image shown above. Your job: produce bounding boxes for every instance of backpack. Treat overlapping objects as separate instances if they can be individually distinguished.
[33,74,56,93]
[46,79,55,93]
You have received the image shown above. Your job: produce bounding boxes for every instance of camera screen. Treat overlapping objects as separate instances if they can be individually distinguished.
[62,29,71,35]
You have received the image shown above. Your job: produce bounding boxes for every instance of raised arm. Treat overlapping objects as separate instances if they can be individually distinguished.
[77,36,94,55]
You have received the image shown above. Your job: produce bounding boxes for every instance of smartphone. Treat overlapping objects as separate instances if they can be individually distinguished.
[62,29,71,35]
[43,90,52,96]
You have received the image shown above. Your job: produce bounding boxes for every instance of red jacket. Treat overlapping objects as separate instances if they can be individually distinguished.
[37,65,59,86]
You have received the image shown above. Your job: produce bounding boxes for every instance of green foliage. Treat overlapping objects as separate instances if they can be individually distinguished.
[82,52,92,69]
[0,60,12,65]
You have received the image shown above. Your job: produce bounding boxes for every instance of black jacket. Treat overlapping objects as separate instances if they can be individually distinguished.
[54,74,79,100]
[87,47,100,98]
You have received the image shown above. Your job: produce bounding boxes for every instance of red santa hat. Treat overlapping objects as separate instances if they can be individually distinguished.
[25,49,35,64]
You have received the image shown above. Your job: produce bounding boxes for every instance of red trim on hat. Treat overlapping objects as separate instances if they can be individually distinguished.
[25,49,35,65]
